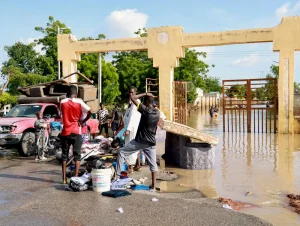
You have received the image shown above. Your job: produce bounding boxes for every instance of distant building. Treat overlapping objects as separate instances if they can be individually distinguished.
[196,88,203,97]
[193,88,220,106]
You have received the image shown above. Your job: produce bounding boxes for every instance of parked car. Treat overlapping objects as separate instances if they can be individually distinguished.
[0,103,99,156]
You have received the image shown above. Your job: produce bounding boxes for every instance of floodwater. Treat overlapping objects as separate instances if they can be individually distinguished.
[158,109,300,226]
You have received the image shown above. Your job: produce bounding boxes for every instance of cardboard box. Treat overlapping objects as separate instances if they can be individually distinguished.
[29,87,45,97]
[86,99,99,114]
[78,85,97,102]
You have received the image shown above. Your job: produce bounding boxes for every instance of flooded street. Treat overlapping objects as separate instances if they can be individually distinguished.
[159,109,300,226]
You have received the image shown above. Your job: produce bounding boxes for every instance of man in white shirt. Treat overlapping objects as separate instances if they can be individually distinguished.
[116,86,141,172]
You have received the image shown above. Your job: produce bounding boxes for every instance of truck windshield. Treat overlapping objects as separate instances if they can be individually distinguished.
[5,105,43,118]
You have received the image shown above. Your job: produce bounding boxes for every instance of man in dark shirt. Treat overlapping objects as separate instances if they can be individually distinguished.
[115,92,160,190]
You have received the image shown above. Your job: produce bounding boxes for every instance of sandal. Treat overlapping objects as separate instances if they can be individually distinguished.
[134,167,142,172]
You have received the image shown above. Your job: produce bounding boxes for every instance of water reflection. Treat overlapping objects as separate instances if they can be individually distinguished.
[159,108,300,226]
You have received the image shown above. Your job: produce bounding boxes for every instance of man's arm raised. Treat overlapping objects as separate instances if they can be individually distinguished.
[131,93,154,106]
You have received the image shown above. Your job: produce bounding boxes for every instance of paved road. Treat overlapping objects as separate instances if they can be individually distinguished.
[0,158,272,226]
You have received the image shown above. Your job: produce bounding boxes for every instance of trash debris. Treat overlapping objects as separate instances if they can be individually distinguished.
[245,191,253,196]
[132,179,141,185]
[117,207,124,213]
[157,170,178,181]
[138,177,148,184]
[222,204,233,210]
[131,185,150,191]
[152,197,158,202]
[218,197,254,211]
[287,194,300,214]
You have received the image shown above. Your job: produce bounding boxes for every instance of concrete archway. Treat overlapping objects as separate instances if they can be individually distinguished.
[58,16,300,134]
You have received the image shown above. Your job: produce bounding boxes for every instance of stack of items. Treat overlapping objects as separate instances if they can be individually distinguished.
[66,173,92,192]
[101,172,151,198]
[66,156,115,192]
[17,72,99,113]
[80,136,115,164]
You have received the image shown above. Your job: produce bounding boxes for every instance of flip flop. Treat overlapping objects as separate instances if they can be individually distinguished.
[134,167,142,172]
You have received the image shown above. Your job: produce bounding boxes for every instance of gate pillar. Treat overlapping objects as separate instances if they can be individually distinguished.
[147,26,185,121]
[278,50,294,134]
[158,66,175,121]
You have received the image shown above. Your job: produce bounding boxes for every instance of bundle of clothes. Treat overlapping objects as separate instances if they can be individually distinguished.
[66,155,116,192]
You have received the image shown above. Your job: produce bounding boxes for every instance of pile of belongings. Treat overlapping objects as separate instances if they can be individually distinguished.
[85,155,111,170]
[110,172,149,191]
[85,155,115,179]
[66,173,92,192]
[66,155,115,192]
[102,175,151,198]
[80,136,114,164]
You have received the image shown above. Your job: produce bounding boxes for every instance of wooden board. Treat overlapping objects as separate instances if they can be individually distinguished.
[160,120,219,146]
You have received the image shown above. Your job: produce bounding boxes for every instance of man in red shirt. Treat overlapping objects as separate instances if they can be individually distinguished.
[60,85,92,184]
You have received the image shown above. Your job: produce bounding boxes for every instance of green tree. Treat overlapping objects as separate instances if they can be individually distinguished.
[113,28,215,103]
[1,42,53,77]
[77,34,120,104]
[226,85,246,99]
[7,67,54,96]
[35,16,71,74]
[113,50,158,99]
[202,76,222,93]
[0,93,18,107]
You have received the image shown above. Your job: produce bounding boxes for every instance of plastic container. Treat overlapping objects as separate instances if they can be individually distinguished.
[112,162,128,172]
[91,168,112,192]
[140,153,146,165]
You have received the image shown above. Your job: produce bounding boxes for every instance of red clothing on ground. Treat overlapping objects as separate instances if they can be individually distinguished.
[60,98,90,136]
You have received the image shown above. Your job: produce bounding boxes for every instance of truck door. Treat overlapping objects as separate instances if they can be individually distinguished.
[43,105,60,122]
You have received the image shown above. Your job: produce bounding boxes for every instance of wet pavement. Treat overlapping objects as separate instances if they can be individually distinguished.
[0,157,272,226]
[1,109,299,225]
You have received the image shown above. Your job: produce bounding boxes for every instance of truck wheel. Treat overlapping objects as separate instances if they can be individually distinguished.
[20,131,35,156]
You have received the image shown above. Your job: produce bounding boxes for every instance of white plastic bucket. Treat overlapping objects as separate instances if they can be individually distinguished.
[91,168,112,192]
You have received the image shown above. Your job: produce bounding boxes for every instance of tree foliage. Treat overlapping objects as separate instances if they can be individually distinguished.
[35,16,71,73]
[6,67,54,96]
[0,93,18,107]
[77,34,120,104]
[1,42,54,77]
[113,28,218,103]
[226,85,246,98]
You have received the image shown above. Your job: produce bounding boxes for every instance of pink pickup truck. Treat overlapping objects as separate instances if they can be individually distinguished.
[0,103,99,156]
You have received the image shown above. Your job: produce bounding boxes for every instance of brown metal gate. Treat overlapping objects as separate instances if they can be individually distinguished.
[146,78,158,99]
[222,78,277,133]
[173,81,187,125]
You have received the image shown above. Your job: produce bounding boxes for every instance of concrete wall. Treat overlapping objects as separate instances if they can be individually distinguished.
[194,95,220,109]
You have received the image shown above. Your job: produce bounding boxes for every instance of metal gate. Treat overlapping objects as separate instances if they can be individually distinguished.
[173,81,187,125]
[222,78,277,133]
[146,78,158,99]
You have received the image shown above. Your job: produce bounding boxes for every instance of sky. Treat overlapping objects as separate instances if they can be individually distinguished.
[0,0,300,83]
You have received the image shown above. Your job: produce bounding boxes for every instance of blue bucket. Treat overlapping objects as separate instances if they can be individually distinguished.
[112,162,128,172]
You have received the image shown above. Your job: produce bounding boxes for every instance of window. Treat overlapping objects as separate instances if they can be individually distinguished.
[43,106,59,118]
[6,105,42,118]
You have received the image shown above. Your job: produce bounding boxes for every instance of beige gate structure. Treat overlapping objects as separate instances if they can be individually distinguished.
[58,16,300,134]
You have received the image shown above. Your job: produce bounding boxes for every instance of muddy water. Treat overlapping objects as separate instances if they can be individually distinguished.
[158,109,300,226]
